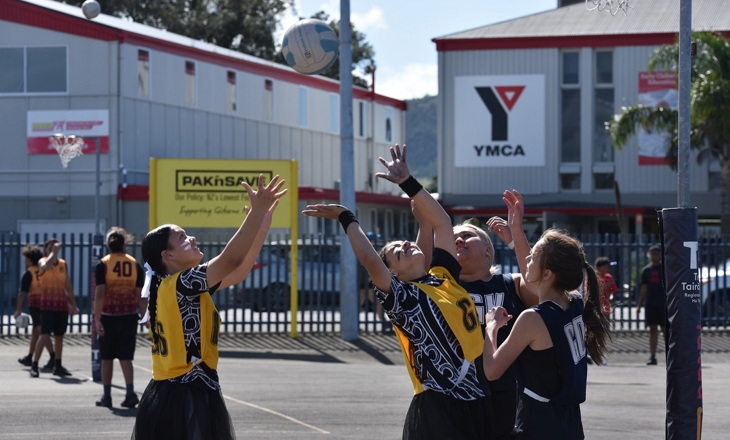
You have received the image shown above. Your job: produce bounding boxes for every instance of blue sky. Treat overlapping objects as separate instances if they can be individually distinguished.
[279,0,558,100]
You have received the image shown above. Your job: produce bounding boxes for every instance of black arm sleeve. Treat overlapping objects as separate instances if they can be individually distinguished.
[95,262,106,286]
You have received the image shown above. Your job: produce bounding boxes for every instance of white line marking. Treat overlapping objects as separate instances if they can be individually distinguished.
[134,364,329,434]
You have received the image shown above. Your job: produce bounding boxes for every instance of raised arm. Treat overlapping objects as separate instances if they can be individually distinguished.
[302,204,393,292]
[412,200,433,271]
[219,201,281,289]
[206,174,287,289]
[38,242,61,275]
[501,190,540,306]
[375,144,456,258]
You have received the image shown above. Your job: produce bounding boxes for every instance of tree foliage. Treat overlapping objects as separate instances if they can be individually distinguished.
[61,1,375,84]
[607,32,730,234]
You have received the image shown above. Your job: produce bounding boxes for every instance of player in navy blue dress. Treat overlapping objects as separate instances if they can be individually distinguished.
[482,190,610,440]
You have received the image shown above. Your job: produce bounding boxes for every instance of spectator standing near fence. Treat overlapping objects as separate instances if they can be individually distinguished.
[94,227,147,408]
[30,239,79,377]
[15,245,54,368]
[594,257,618,317]
[636,245,665,365]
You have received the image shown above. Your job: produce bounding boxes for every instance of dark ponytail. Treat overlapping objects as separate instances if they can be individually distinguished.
[141,225,172,351]
[582,260,611,364]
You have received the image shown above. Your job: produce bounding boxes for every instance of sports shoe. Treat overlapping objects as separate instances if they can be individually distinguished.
[41,358,55,372]
[95,395,112,408]
[18,355,32,367]
[30,366,39,378]
[52,366,72,377]
[647,357,658,365]
[120,393,140,408]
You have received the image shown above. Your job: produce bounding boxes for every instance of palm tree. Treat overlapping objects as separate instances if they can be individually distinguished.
[607,32,730,234]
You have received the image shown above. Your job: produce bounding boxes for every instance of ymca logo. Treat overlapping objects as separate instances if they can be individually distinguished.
[475,86,525,141]
[454,75,545,168]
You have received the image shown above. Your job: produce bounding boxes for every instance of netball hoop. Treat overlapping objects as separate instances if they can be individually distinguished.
[49,133,85,168]
[585,0,633,16]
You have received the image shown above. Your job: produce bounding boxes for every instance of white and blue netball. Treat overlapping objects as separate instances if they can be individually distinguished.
[281,19,339,75]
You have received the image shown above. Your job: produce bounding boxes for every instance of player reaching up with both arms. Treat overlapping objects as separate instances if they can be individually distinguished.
[132,174,286,440]
[482,190,610,440]
[303,145,492,440]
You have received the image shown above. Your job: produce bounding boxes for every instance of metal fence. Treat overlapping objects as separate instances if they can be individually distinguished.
[1,231,728,336]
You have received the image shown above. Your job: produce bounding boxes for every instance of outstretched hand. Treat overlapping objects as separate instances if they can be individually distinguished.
[375,144,410,185]
[486,216,512,244]
[241,174,287,214]
[502,189,525,230]
[302,204,349,220]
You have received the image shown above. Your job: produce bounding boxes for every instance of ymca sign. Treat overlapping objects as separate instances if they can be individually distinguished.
[454,75,545,167]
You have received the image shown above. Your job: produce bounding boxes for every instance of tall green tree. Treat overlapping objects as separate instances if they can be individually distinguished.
[607,32,730,234]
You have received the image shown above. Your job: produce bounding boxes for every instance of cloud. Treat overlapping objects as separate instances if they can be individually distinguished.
[352,7,387,31]
[376,63,438,101]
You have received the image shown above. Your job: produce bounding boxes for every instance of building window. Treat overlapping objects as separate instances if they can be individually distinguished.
[561,51,580,190]
[385,108,393,142]
[358,101,365,137]
[561,51,580,163]
[594,51,614,163]
[185,61,196,105]
[561,173,581,190]
[329,93,339,133]
[594,173,614,190]
[264,79,274,120]
[298,87,308,127]
[0,46,67,94]
[227,71,236,112]
[137,50,149,98]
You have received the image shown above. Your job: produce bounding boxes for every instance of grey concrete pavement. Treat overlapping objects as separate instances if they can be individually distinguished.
[1,331,728,439]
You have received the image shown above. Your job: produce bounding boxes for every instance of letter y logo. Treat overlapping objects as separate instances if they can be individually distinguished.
[475,86,525,141]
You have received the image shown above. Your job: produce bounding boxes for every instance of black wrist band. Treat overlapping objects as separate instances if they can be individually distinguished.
[398,176,423,198]
[338,210,359,232]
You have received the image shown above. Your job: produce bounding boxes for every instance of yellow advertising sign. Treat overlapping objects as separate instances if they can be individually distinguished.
[149,158,297,229]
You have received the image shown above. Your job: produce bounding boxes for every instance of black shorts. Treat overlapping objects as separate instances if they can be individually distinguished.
[403,390,494,440]
[40,310,69,336]
[29,307,41,329]
[98,314,138,361]
[644,305,666,327]
[491,387,518,440]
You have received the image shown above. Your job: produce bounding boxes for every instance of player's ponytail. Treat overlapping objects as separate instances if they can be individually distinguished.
[582,260,611,364]
[142,225,172,351]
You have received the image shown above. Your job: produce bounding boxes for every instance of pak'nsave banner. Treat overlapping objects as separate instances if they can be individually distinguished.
[149,158,297,229]
[660,208,702,440]
[454,75,545,167]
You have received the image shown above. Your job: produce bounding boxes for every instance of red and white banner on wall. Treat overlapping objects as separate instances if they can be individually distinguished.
[637,72,677,165]
[27,109,110,155]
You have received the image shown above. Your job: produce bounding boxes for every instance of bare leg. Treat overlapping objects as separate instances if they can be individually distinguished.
[101,359,114,386]
[54,335,64,363]
[120,360,134,386]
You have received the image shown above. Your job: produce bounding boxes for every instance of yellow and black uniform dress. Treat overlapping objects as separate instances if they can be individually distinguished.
[37,259,70,336]
[132,264,234,440]
[95,253,144,361]
[376,248,493,440]
[21,265,42,328]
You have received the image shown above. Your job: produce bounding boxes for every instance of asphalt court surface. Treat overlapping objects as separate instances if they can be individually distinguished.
[1,331,728,439]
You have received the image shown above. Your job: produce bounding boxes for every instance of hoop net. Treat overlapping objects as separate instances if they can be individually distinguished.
[49,133,85,168]
[586,0,633,16]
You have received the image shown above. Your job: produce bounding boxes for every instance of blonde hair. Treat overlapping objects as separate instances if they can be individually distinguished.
[454,219,498,275]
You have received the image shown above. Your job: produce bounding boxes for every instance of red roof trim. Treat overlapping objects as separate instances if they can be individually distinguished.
[447,206,648,216]
[434,34,678,51]
[2,0,406,111]
[118,184,411,207]
[1,0,119,41]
